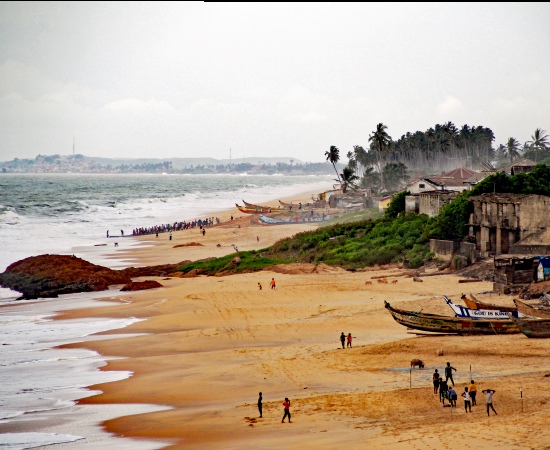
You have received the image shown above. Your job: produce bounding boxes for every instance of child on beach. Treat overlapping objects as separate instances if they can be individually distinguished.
[258,283,262,290]
[347,333,352,348]
[448,387,457,407]
[270,278,276,289]
[469,380,477,406]
[462,387,472,412]
[258,392,263,418]
[439,379,448,406]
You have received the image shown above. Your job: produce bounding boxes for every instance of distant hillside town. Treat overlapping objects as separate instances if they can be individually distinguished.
[0,154,340,175]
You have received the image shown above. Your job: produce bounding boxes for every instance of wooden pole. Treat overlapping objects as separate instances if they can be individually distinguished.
[521,387,523,412]
[409,368,412,389]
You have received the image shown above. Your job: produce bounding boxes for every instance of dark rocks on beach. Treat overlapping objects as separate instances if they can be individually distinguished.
[0,254,189,300]
[120,280,163,291]
[0,254,130,299]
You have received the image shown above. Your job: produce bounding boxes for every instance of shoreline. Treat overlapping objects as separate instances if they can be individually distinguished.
[10,183,550,448]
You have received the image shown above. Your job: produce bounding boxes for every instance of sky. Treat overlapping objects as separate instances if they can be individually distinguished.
[1,2,549,163]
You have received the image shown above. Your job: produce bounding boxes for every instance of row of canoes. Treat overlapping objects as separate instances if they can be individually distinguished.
[237,199,328,214]
[385,293,550,338]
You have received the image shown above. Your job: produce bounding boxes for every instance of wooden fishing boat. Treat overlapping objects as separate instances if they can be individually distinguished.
[460,293,517,312]
[508,314,550,338]
[384,301,520,335]
[242,200,283,211]
[235,204,273,214]
[444,296,518,319]
[513,298,550,319]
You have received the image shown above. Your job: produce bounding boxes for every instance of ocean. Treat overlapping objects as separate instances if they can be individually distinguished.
[0,173,333,448]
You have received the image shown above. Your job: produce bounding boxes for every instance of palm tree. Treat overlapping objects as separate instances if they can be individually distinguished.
[506,137,521,165]
[368,123,391,191]
[339,167,359,193]
[325,146,341,183]
[527,128,549,162]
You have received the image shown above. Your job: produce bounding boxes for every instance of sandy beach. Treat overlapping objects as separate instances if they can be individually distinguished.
[55,193,550,449]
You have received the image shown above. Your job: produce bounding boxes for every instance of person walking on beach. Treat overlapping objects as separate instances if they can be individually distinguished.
[169,231,172,241]
[340,332,346,349]
[258,392,263,418]
[469,380,477,406]
[347,333,352,348]
[258,282,262,290]
[202,228,206,236]
[482,389,497,416]
[270,278,276,289]
[106,230,109,238]
[462,387,472,412]
[433,369,440,394]
[445,362,457,386]
[282,397,291,423]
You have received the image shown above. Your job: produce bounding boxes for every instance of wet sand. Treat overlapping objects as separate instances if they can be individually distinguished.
[59,193,550,449]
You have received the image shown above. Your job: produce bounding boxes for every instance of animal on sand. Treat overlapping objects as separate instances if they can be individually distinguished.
[391,280,398,284]
[410,359,425,369]
[365,281,372,285]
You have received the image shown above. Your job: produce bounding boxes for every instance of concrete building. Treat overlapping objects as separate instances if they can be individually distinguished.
[418,190,459,217]
[468,193,550,256]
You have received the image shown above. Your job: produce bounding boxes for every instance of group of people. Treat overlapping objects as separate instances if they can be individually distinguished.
[257,392,291,423]
[129,216,221,236]
[433,363,497,416]
[258,278,276,290]
[339,332,352,348]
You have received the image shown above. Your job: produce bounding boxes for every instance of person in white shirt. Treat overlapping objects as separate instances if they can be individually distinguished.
[462,387,472,412]
[482,389,497,416]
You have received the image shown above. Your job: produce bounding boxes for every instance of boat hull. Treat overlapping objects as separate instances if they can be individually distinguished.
[461,294,517,312]
[384,301,520,335]
[513,299,550,319]
[508,314,550,338]
[445,296,517,319]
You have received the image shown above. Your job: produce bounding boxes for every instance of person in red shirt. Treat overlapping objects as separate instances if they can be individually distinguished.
[347,333,352,348]
[282,397,291,423]
[270,278,276,289]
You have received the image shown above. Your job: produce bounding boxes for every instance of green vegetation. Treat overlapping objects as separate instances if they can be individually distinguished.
[264,213,433,269]
[322,207,383,226]
[178,250,290,275]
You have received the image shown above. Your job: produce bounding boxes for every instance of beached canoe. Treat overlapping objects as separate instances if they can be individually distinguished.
[242,200,283,211]
[513,298,550,319]
[508,314,550,338]
[235,204,273,214]
[445,295,518,319]
[384,301,520,335]
[460,293,518,312]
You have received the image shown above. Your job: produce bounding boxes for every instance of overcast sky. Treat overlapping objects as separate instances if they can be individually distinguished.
[1,2,549,163]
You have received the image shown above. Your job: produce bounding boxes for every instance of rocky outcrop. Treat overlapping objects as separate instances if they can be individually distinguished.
[120,261,190,278]
[0,254,130,299]
[0,255,190,300]
[120,280,163,291]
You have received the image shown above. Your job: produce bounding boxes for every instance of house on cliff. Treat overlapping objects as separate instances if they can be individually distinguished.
[405,167,478,214]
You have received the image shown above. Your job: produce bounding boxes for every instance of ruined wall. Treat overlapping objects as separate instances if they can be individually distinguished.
[429,239,460,260]
[405,195,419,214]
[519,195,550,231]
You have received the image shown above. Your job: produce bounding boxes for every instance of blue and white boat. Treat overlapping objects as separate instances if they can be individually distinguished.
[444,295,519,319]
